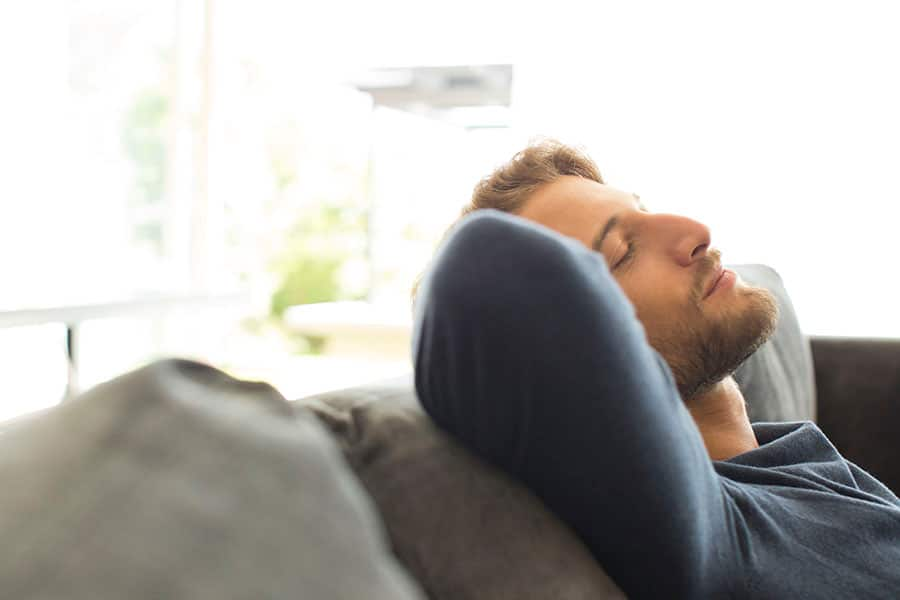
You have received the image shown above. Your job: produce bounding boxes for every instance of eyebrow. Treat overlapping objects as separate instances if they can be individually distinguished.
[591,214,621,252]
[591,194,646,252]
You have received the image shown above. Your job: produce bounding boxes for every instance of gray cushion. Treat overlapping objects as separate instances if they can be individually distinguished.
[301,377,626,600]
[732,264,817,422]
[0,359,423,600]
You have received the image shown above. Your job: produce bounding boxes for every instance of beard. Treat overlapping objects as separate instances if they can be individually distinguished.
[647,277,779,401]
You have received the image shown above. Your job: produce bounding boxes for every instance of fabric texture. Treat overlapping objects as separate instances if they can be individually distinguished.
[412,209,900,600]
[811,336,900,494]
[717,420,900,597]
[0,358,423,600]
[294,244,824,600]
[303,379,627,600]
[732,263,816,422]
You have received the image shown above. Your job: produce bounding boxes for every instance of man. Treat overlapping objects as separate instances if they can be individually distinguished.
[411,140,900,599]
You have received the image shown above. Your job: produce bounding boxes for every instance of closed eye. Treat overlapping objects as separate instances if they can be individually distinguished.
[613,242,636,271]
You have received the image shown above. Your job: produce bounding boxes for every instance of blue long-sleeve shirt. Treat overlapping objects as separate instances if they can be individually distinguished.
[412,209,900,599]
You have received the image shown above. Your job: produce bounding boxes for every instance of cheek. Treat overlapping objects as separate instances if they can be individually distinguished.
[616,278,669,329]
[616,269,698,336]
[618,265,670,305]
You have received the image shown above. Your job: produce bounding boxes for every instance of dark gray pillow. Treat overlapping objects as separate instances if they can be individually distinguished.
[0,359,423,600]
[731,264,816,422]
[301,377,626,600]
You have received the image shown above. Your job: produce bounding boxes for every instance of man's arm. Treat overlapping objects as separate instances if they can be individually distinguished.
[412,210,737,599]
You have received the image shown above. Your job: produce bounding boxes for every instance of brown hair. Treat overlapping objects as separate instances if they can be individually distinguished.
[410,138,604,306]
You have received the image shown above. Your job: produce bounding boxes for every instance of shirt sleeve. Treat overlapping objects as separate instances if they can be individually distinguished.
[412,209,737,599]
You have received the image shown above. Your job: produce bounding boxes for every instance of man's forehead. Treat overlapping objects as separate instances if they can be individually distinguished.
[516,176,643,248]
[522,176,641,219]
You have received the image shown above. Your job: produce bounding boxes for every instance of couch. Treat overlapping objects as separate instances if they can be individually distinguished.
[1,264,897,599]
[299,263,900,599]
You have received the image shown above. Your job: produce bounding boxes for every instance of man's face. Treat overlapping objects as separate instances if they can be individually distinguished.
[517,176,778,400]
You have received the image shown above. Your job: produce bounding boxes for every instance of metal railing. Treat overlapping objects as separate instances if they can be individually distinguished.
[0,292,249,398]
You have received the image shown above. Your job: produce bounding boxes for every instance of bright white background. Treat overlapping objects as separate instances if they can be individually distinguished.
[1,1,898,418]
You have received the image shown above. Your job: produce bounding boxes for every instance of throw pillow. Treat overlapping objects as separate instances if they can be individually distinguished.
[302,377,627,600]
[0,359,423,600]
[731,264,816,422]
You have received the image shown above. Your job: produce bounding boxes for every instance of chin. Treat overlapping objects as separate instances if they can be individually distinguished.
[657,285,779,400]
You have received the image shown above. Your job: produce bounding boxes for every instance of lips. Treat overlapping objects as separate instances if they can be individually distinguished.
[703,265,725,299]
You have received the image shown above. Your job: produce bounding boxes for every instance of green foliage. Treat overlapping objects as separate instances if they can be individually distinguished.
[268,199,369,323]
[122,89,169,206]
[264,118,371,354]
[269,253,343,318]
[121,87,170,257]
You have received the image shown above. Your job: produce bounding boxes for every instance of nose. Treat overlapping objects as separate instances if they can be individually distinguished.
[646,214,712,267]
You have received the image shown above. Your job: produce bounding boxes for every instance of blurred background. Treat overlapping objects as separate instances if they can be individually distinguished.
[1,0,898,420]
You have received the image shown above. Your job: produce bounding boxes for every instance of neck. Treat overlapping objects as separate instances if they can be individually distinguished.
[686,376,758,461]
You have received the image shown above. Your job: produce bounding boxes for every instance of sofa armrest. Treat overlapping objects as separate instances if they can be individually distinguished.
[810,336,900,495]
